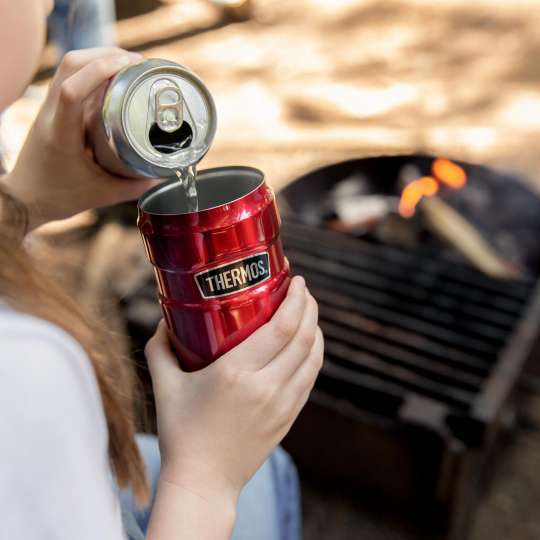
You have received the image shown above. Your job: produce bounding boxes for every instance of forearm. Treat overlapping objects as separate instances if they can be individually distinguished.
[147,478,237,540]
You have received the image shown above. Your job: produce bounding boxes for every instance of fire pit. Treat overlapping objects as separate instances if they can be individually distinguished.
[278,154,540,538]
[279,155,540,277]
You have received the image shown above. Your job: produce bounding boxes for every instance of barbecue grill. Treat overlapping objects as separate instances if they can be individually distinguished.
[278,155,540,538]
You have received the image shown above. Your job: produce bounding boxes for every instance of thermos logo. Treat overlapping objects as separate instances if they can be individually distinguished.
[195,252,271,299]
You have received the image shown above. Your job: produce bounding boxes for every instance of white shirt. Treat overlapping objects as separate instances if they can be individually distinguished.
[0,306,125,539]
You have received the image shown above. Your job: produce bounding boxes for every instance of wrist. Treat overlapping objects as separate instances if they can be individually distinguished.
[148,475,238,540]
[1,167,47,231]
[159,476,238,517]
[159,459,242,509]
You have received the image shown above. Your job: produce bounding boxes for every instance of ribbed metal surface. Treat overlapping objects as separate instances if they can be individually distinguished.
[282,219,535,412]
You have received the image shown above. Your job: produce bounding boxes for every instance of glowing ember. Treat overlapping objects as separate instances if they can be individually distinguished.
[399,158,468,217]
[398,176,439,218]
[432,158,467,189]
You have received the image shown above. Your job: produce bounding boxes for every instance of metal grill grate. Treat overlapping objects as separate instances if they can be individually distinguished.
[282,219,535,413]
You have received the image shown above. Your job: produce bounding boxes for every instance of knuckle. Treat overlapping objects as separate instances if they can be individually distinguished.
[257,381,278,407]
[144,339,155,360]
[299,326,316,352]
[59,82,77,105]
[144,334,161,359]
[262,381,276,402]
[310,295,320,319]
[62,51,80,70]
[300,374,317,396]
[312,330,324,369]
[95,58,114,78]
[276,402,295,429]
[221,363,242,386]
[104,46,126,55]
[313,350,324,374]
[299,355,323,392]
[275,315,297,341]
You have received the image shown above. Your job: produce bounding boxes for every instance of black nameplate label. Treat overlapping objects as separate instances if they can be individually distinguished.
[195,252,271,299]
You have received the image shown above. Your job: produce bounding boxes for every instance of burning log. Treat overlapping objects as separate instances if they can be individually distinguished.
[421,196,519,280]
[395,157,520,278]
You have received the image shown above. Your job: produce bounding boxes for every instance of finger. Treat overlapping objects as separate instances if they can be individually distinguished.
[263,291,319,382]
[279,386,312,441]
[220,276,306,371]
[283,327,324,410]
[145,320,182,386]
[48,47,139,100]
[274,329,324,441]
[52,55,140,148]
[74,145,160,205]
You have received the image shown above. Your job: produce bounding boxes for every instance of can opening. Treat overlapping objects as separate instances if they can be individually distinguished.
[140,167,265,215]
[149,121,193,154]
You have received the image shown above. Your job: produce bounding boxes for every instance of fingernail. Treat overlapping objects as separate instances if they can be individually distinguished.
[114,55,132,67]
[292,275,305,290]
[129,52,144,60]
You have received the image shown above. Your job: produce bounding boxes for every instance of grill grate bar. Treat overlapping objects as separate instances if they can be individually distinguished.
[309,283,499,359]
[294,260,508,354]
[316,361,407,416]
[285,241,521,327]
[282,220,532,302]
[325,340,475,409]
[284,229,524,318]
[318,302,492,375]
[289,249,517,340]
[321,320,483,391]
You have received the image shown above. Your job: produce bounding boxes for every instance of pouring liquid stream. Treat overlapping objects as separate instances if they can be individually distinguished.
[175,165,199,213]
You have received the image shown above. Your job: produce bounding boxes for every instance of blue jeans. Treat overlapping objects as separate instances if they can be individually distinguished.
[119,434,302,540]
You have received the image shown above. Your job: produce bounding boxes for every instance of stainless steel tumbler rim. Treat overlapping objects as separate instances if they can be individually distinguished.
[139,166,266,216]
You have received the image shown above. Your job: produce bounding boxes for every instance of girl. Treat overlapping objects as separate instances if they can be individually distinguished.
[0,1,324,539]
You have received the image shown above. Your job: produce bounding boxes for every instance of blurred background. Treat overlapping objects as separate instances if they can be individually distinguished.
[3,1,540,539]
[4,0,540,186]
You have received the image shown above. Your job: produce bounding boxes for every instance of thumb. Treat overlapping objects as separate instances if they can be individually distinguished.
[102,175,161,203]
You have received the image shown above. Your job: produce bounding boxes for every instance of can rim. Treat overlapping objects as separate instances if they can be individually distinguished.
[138,166,265,216]
[104,59,217,176]
[122,65,217,168]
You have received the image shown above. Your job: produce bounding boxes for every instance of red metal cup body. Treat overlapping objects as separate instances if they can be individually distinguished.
[138,166,291,371]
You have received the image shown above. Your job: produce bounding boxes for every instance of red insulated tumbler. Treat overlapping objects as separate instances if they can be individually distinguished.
[138,166,291,371]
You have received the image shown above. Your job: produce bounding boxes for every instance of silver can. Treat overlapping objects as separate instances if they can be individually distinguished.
[89,58,217,179]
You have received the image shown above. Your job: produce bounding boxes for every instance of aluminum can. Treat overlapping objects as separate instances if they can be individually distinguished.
[89,58,217,178]
[138,166,291,371]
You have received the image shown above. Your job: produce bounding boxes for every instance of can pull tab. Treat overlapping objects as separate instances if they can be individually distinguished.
[155,86,184,133]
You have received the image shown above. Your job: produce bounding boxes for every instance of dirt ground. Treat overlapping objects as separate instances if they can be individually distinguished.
[3,1,540,538]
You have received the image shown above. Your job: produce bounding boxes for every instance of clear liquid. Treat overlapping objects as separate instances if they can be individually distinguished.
[175,165,199,213]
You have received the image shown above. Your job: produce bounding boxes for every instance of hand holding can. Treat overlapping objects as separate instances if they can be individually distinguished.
[145,276,323,499]
[3,48,152,231]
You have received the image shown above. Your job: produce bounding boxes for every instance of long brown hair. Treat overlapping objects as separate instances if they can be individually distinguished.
[0,184,149,504]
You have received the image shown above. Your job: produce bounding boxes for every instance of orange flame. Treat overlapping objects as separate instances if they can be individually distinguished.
[398,176,439,218]
[432,158,467,189]
[399,158,468,218]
